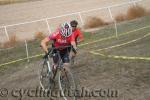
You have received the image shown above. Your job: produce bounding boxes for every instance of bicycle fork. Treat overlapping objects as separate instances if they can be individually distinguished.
[46,60,52,75]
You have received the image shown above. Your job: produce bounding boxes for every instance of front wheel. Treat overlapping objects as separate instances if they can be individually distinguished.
[58,69,77,100]
[39,59,55,90]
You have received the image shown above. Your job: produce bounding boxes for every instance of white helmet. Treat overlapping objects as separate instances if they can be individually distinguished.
[60,22,72,37]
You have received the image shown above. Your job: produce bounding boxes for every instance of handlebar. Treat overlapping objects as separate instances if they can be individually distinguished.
[43,45,77,59]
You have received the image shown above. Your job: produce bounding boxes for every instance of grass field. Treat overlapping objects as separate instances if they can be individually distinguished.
[78,16,150,100]
[0,15,150,67]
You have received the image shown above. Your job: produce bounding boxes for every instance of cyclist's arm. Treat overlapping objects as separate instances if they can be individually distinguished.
[41,31,58,53]
[40,37,49,53]
[77,31,84,43]
[71,41,77,53]
[68,33,78,53]
[75,29,84,43]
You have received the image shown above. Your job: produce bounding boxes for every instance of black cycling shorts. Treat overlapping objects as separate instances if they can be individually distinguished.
[52,48,70,64]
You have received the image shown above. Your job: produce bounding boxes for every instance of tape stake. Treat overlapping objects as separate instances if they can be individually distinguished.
[0,54,44,67]
[0,25,150,67]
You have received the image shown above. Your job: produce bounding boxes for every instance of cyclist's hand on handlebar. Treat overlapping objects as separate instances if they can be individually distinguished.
[72,47,78,54]
[75,48,78,52]
[43,53,48,59]
[43,49,50,59]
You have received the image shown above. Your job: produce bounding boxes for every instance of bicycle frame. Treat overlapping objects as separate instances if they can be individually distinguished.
[40,45,77,100]
[41,45,71,80]
[44,57,52,75]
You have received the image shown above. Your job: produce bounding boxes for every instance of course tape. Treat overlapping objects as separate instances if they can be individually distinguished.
[0,54,44,67]
[78,25,150,47]
[0,47,14,51]
[95,32,150,51]
[90,51,150,61]
[90,32,150,61]
[0,25,150,67]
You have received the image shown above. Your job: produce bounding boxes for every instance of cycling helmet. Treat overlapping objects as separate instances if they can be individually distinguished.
[60,22,72,37]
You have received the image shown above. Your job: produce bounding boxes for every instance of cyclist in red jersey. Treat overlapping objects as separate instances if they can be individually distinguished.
[41,22,77,71]
[70,20,84,45]
[70,20,84,59]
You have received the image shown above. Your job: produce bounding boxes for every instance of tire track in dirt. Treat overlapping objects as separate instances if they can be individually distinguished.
[0,49,150,100]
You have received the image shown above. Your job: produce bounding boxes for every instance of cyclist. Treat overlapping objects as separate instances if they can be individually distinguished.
[70,20,84,45]
[40,22,77,71]
[70,20,84,59]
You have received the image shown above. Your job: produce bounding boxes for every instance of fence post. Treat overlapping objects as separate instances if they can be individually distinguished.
[108,7,118,38]
[130,0,137,6]
[25,40,29,62]
[78,12,84,26]
[4,26,10,41]
[45,18,52,35]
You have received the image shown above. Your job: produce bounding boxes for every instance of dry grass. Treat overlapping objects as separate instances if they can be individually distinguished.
[1,32,45,48]
[126,5,146,20]
[0,0,38,5]
[3,34,18,48]
[0,0,23,5]
[84,16,108,29]
[34,32,46,40]
[84,5,147,28]
[115,5,147,22]
[146,10,150,15]
[115,14,126,22]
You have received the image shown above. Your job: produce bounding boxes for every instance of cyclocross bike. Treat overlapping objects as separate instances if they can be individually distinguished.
[39,46,77,100]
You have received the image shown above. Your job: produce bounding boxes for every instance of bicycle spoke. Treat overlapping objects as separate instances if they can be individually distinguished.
[58,70,77,100]
[39,59,55,90]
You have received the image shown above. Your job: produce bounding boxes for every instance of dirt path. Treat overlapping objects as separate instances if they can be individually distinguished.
[0,49,149,100]
[0,0,149,42]
[1,0,149,26]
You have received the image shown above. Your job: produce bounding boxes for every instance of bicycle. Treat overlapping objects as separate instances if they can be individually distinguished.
[39,46,77,100]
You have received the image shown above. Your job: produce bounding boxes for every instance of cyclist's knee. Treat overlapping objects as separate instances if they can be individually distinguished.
[62,55,70,63]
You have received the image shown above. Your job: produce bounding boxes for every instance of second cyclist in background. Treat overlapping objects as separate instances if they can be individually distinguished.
[70,20,84,60]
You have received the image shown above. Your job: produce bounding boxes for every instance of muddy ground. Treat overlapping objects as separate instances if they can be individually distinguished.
[0,48,149,100]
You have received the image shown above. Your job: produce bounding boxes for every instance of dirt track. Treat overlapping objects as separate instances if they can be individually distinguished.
[0,48,150,100]
[0,0,135,25]
[0,0,149,26]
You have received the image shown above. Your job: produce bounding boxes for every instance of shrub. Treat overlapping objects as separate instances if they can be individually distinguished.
[126,5,146,20]
[115,13,126,22]
[34,32,46,40]
[84,16,108,29]
[3,34,18,48]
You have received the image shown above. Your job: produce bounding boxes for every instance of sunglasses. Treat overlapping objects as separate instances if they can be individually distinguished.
[72,25,77,27]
